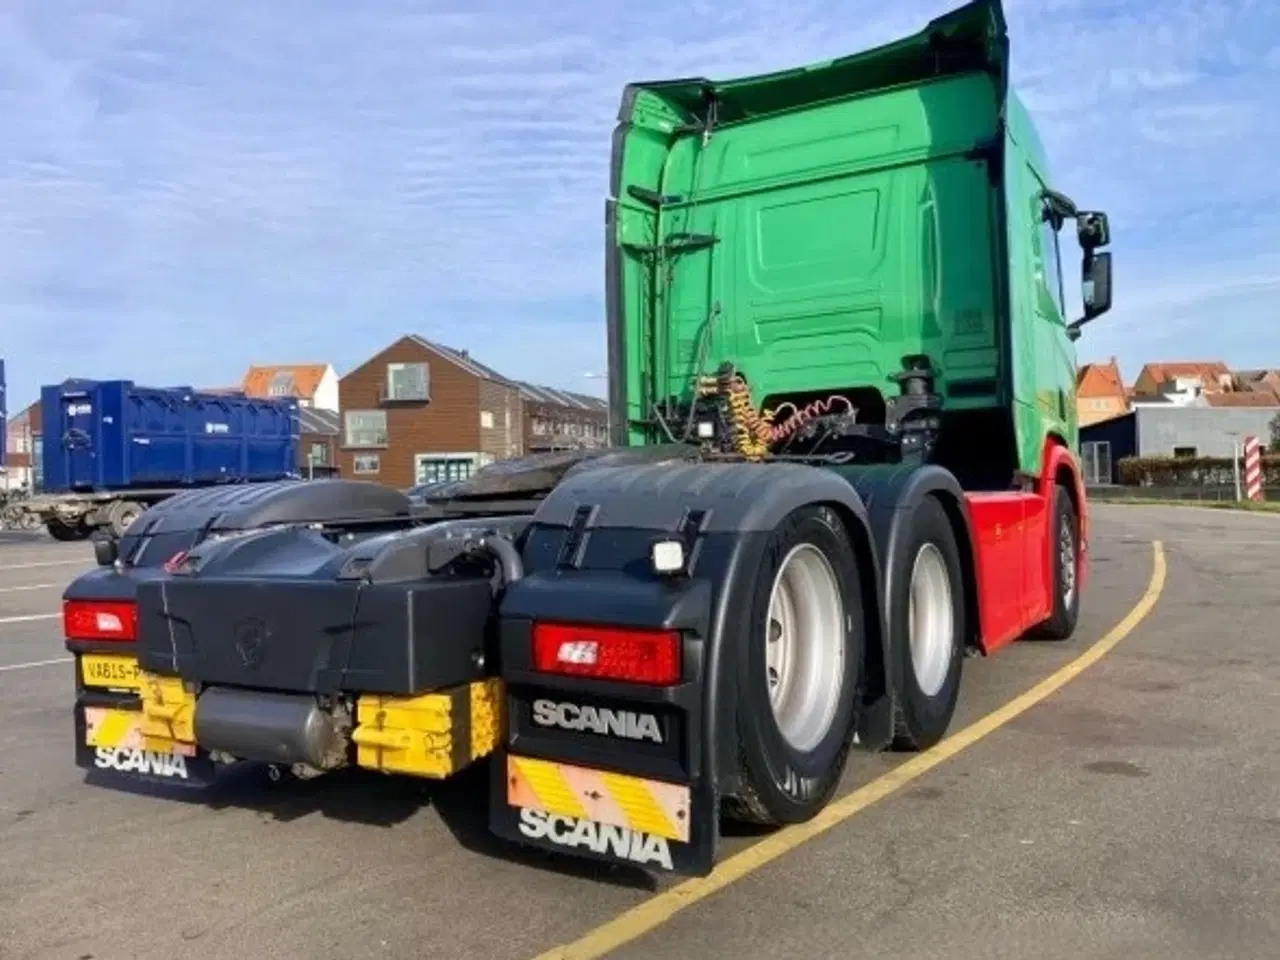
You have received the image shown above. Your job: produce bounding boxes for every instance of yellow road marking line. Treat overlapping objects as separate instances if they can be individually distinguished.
[534,539,1167,960]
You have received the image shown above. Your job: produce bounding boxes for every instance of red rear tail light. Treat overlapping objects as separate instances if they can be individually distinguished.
[63,600,137,642]
[532,622,681,686]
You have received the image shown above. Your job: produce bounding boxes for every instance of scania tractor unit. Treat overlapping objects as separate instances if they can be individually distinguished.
[62,0,1112,877]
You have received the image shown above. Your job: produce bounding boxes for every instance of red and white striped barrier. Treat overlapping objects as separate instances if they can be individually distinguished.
[1242,435,1263,502]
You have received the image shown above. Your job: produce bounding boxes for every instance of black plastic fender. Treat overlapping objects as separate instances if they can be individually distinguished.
[527,460,875,536]
[829,462,978,750]
[496,460,882,875]
[128,479,410,538]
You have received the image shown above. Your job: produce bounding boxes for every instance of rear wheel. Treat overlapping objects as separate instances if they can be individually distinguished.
[1031,485,1080,640]
[46,517,91,541]
[726,504,864,826]
[890,495,965,751]
[108,500,143,538]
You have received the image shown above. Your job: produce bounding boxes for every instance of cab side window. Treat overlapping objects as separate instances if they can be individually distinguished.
[1038,205,1066,321]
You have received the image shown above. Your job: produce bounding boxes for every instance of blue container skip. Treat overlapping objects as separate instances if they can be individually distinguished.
[40,379,300,493]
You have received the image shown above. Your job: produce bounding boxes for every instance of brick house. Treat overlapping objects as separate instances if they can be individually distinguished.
[337,336,524,489]
[242,365,341,477]
[515,382,608,453]
[2,400,41,491]
[1076,357,1128,427]
[212,366,342,477]
[298,406,340,478]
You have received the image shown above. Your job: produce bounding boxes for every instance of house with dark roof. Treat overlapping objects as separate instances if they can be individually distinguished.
[335,334,608,488]
[515,381,608,453]
[298,406,341,478]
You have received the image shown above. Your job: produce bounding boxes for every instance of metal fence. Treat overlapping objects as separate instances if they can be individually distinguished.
[1080,442,1112,486]
[1087,483,1280,503]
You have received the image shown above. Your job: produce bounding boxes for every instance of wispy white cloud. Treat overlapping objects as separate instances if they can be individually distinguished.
[0,0,1276,404]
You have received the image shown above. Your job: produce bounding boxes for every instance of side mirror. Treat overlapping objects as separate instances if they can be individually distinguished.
[1076,211,1109,250]
[1067,251,1112,341]
[1083,251,1112,319]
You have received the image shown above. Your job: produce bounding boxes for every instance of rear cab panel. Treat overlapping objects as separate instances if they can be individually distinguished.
[607,0,1013,452]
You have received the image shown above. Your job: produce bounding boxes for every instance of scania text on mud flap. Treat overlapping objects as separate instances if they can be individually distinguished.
[63,0,1112,879]
[530,699,665,744]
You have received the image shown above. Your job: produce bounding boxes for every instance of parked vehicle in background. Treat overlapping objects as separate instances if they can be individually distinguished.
[0,358,8,488]
[60,0,1114,878]
[16,379,299,540]
[1,485,40,530]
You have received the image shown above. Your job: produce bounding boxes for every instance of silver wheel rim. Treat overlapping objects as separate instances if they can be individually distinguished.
[765,543,846,753]
[908,543,954,698]
[1060,516,1076,609]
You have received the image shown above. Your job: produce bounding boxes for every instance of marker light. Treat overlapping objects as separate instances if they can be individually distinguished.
[651,539,685,574]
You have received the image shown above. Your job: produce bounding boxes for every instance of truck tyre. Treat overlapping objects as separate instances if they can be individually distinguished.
[890,495,965,752]
[46,517,91,542]
[108,501,143,538]
[725,504,863,826]
[1031,484,1080,641]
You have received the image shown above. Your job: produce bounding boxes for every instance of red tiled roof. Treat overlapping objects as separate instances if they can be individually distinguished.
[1203,392,1280,408]
[242,364,329,400]
[1137,361,1231,392]
[1077,359,1126,398]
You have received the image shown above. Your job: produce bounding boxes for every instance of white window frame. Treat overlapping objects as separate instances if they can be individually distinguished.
[267,371,295,397]
[352,453,380,475]
[480,410,494,429]
[386,361,430,402]
[344,410,387,448]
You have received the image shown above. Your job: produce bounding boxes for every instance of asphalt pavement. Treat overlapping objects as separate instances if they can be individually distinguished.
[0,506,1276,960]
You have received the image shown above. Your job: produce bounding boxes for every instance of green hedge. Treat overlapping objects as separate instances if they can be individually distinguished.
[1117,454,1280,487]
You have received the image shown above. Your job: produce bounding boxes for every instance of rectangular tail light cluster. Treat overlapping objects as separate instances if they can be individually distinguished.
[531,622,681,686]
[64,600,138,642]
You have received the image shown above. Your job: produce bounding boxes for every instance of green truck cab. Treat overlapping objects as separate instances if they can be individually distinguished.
[607,0,1110,483]
[62,0,1111,880]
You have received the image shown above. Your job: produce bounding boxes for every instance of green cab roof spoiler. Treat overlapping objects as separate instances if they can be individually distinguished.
[615,0,1009,129]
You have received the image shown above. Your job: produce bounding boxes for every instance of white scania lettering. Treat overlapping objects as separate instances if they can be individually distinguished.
[517,808,674,870]
[93,747,189,780]
[531,699,663,744]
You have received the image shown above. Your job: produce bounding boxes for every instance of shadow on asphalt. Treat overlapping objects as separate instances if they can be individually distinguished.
[0,531,53,546]
[81,759,660,892]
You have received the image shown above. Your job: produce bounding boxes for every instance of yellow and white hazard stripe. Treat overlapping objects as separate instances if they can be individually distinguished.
[84,706,197,757]
[507,755,690,843]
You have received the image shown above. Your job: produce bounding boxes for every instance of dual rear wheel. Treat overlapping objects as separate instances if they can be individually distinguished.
[728,485,1080,825]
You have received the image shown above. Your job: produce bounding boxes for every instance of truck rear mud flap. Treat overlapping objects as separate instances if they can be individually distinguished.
[490,752,703,873]
[75,702,219,787]
[489,576,720,877]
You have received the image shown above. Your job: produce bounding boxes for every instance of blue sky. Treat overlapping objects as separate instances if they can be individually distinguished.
[1,0,1277,409]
